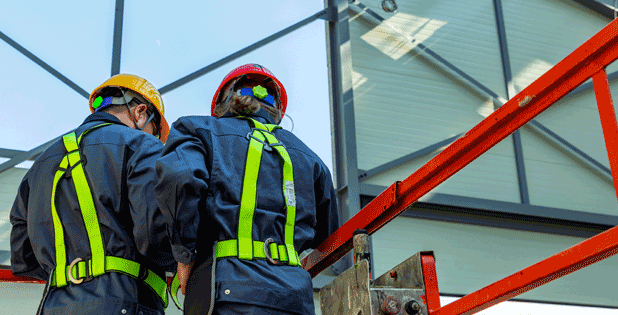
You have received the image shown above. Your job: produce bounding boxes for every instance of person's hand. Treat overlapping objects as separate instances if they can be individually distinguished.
[177,261,194,295]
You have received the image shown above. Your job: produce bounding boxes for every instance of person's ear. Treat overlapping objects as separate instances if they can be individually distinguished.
[133,104,149,124]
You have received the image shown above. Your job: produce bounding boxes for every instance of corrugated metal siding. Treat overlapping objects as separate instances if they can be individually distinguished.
[372,216,618,307]
[353,0,507,100]
[533,81,618,171]
[521,127,617,214]
[501,0,618,213]
[350,0,521,203]
[503,0,618,94]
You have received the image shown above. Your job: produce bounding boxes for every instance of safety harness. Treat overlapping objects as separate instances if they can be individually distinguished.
[49,123,168,308]
[169,117,300,310]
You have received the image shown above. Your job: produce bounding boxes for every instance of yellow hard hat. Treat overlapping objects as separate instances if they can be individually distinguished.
[89,73,170,143]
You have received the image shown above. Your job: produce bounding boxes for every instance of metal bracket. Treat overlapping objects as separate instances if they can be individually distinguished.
[318,6,340,22]
[320,251,431,315]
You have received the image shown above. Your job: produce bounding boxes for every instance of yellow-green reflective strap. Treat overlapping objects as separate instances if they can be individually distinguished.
[51,256,168,308]
[62,132,106,277]
[238,130,266,259]
[235,117,300,266]
[51,156,69,287]
[50,123,112,286]
[257,130,299,266]
[169,273,182,311]
[215,239,298,262]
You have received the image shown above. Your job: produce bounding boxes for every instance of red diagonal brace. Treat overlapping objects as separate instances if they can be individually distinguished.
[302,17,618,278]
[430,225,618,315]
[593,68,618,197]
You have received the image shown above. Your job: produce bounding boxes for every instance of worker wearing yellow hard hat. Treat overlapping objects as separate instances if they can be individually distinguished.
[10,74,175,315]
[155,64,339,314]
[89,73,170,143]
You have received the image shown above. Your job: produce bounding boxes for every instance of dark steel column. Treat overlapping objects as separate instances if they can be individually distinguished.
[325,0,361,274]
[494,0,530,204]
[111,0,125,76]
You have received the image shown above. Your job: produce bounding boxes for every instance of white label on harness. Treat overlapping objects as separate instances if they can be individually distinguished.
[285,181,296,207]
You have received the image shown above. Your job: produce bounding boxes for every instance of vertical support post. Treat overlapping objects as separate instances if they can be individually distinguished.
[325,0,361,273]
[593,68,618,198]
[494,0,530,204]
[111,0,125,76]
[353,229,371,276]
[420,253,441,314]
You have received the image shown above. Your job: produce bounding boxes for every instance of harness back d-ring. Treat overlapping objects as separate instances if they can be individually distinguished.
[264,238,278,265]
[68,257,84,284]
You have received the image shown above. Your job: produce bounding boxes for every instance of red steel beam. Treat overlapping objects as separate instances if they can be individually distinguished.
[431,225,618,315]
[593,69,618,197]
[302,18,618,277]
[421,253,441,313]
[0,268,44,284]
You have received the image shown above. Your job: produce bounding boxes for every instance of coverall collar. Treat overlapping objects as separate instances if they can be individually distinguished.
[221,108,277,125]
[81,112,129,127]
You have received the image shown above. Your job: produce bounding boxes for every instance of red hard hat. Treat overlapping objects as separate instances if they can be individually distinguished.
[211,64,287,118]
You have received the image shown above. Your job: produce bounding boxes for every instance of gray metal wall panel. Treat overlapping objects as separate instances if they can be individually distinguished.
[503,0,618,94]
[372,216,618,307]
[353,0,507,100]
[362,137,521,203]
[520,128,617,214]
[350,10,520,202]
[534,81,618,171]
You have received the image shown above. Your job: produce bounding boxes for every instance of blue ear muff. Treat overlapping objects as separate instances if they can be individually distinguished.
[92,96,114,112]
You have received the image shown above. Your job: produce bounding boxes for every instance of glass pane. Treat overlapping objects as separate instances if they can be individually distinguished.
[121,0,324,88]
[0,41,89,151]
[0,1,116,92]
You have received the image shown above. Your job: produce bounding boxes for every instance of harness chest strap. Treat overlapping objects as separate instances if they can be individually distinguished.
[50,123,168,308]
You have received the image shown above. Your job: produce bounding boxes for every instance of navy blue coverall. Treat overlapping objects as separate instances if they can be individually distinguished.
[10,112,174,315]
[155,111,339,314]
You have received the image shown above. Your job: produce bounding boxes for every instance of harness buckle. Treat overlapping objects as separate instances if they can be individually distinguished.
[246,131,273,151]
[67,257,93,284]
[263,238,278,265]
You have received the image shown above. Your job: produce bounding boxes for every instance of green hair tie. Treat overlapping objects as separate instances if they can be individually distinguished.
[252,85,268,99]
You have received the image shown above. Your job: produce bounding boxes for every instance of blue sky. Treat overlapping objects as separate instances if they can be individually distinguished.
[0,0,333,170]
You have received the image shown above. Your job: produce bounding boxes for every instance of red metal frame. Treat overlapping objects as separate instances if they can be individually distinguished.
[298,14,618,315]
[432,224,618,314]
[0,268,44,284]
[301,16,618,278]
[420,253,441,313]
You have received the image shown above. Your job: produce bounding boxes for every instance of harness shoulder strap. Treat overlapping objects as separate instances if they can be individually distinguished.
[234,117,299,265]
[52,123,111,286]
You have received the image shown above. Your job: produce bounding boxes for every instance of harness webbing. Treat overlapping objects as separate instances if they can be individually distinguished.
[233,117,299,266]
[50,123,168,308]
[169,117,301,311]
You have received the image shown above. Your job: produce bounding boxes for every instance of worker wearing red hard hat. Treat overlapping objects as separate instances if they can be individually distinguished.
[156,63,339,314]
[10,74,174,315]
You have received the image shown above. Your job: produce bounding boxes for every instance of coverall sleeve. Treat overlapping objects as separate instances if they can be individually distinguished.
[155,117,210,264]
[9,175,47,280]
[308,163,339,249]
[126,136,175,271]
